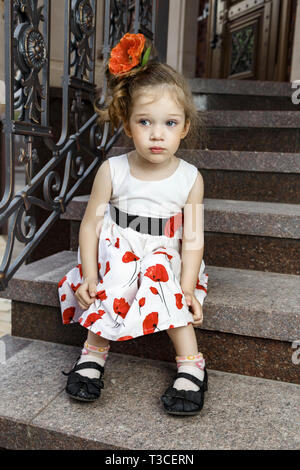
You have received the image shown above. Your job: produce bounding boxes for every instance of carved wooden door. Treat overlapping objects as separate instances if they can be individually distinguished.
[205,0,296,81]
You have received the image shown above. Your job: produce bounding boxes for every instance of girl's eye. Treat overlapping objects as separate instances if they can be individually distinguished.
[166,120,177,127]
[139,119,150,126]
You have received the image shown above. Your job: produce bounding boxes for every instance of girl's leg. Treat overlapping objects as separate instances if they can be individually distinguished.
[76,330,110,379]
[166,323,198,356]
[87,330,110,348]
[166,324,205,391]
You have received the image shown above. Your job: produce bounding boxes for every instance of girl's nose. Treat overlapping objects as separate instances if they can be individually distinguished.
[150,125,164,140]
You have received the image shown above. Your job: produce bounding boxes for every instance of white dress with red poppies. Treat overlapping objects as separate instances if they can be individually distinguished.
[58,153,208,342]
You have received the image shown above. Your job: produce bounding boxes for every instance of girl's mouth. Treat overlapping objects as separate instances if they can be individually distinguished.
[150,147,165,153]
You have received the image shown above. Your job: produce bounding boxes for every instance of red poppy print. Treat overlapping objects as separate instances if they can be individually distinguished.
[117,336,134,341]
[122,252,140,263]
[138,297,145,315]
[153,250,173,261]
[62,307,75,324]
[144,264,170,316]
[144,264,169,283]
[83,312,102,328]
[113,297,130,321]
[76,264,83,278]
[96,289,107,301]
[196,278,207,293]
[61,294,66,302]
[143,312,159,335]
[58,276,67,288]
[149,285,164,305]
[115,238,120,248]
[104,261,110,276]
[122,251,140,288]
[71,282,81,292]
[97,309,106,319]
[150,286,158,295]
[175,293,184,309]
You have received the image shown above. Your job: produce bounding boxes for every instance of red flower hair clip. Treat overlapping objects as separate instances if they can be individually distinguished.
[108,33,151,76]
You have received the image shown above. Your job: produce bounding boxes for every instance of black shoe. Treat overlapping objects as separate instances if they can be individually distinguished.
[160,367,208,415]
[62,357,105,402]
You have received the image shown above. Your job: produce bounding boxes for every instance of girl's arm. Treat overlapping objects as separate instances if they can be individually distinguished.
[79,160,112,282]
[180,171,205,294]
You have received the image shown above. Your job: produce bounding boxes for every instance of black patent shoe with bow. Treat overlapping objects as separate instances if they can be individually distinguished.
[160,367,208,415]
[62,357,105,402]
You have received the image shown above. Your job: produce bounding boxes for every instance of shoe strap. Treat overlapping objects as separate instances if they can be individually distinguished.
[73,361,104,374]
[175,372,205,388]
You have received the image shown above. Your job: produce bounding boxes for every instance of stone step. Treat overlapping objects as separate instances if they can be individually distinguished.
[200,110,300,152]
[189,78,294,96]
[189,78,297,111]
[0,335,299,450]
[61,197,300,274]
[0,250,299,383]
[202,110,300,128]
[182,148,300,204]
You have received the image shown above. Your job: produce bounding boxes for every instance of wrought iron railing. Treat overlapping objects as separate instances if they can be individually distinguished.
[0,0,156,291]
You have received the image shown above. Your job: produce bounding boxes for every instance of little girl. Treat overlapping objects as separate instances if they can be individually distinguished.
[58,33,209,416]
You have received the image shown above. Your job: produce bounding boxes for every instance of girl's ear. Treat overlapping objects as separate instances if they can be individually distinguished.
[181,119,191,139]
[123,121,132,138]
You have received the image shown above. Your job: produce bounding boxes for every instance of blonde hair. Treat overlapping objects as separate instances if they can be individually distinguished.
[95,44,207,149]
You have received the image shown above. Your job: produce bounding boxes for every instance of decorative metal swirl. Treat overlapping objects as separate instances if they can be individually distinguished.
[23,28,47,70]
[108,0,131,49]
[13,0,48,123]
[77,0,94,36]
[138,0,154,35]
[71,0,95,79]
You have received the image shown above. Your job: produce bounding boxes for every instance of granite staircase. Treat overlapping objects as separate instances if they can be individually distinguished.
[0,78,299,450]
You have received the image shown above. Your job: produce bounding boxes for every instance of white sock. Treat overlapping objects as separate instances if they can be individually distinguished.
[173,353,205,392]
[76,341,110,379]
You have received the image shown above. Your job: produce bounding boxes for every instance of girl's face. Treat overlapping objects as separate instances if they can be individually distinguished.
[123,86,190,165]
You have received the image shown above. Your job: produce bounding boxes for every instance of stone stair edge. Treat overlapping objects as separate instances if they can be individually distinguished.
[0,250,299,343]
[0,415,126,451]
[198,110,300,128]
[188,77,294,97]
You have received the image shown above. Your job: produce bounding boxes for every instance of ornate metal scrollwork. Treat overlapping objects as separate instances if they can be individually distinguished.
[13,0,48,123]
[136,0,154,37]
[71,0,95,79]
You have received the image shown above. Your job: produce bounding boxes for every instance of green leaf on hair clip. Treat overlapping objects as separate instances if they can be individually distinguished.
[141,46,151,67]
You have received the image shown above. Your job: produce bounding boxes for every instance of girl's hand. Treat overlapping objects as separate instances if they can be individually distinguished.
[184,292,203,325]
[75,279,98,310]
